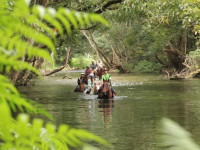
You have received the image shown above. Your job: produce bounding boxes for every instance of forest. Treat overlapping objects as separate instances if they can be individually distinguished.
[1,0,200,150]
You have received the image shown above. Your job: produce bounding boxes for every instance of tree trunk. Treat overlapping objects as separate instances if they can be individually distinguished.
[81,30,99,59]
[42,66,65,76]
[42,47,72,76]
[64,47,71,66]
[163,44,186,72]
[180,29,187,54]
[104,34,127,72]
[81,30,112,68]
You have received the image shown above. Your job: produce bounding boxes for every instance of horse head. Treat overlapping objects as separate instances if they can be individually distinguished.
[79,81,85,92]
[102,81,110,95]
[93,82,100,95]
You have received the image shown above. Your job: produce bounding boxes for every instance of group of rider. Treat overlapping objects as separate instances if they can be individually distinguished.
[75,59,116,97]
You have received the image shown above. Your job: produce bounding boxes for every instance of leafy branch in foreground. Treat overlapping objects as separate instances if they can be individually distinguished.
[0,107,110,150]
[158,118,200,150]
[0,0,110,149]
[0,0,109,75]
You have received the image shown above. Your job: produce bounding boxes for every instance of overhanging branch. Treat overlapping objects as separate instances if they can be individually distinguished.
[95,0,124,13]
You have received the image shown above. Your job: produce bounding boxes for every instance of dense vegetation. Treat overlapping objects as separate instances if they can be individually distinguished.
[39,0,200,77]
[0,0,110,149]
[1,0,200,150]
[4,0,200,84]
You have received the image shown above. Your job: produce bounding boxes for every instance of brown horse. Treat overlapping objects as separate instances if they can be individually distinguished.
[79,82,85,92]
[74,80,85,92]
[97,67,104,80]
[93,70,97,79]
[97,81,113,99]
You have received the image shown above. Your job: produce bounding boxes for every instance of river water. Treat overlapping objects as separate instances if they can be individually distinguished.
[19,72,200,150]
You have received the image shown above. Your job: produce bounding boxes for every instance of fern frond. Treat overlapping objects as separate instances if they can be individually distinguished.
[0,75,36,114]
[62,9,79,30]
[0,0,109,75]
[0,113,110,150]
[158,118,200,150]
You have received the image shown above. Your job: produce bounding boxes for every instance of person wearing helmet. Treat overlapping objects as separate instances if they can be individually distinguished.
[85,65,91,78]
[74,73,87,92]
[97,59,103,68]
[85,74,94,94]
[100,68,116,97]
[78,73,86,85]
[90,60,97,79]
[101,68,111,84]
[90,60,97,70]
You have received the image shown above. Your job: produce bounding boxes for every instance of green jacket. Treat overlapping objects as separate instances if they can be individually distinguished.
[102,73,111,82]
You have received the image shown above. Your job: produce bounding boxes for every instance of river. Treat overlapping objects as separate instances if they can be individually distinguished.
[18,72,200,150]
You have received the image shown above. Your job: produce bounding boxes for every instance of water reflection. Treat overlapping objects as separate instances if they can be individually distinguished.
[98,100,115,132]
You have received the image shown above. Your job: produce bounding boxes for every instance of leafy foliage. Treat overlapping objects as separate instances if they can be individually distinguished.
[188,49,200,71]
[0,110,110,150]
[0,0,110,149]
[158,118,200,150]
[70,55,93,69]
[134,60,161,73]
[85,0,199,72]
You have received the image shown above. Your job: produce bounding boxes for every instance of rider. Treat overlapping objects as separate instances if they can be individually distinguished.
[101,68,111,84]
[78,73,87,85]
[97,59,103,68]
[85,65,91,79]
[101,68,116,96]
[90,60,97,70]
[85,74,94,94]
[74,73,87,91]
[90,60,97,79]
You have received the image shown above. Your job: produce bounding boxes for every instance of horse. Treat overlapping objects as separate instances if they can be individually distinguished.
[97,66,104,80]
[93,69,97,79]
[97,81,113,99]
[74,76,87,92]
[74,81,85,92]
[84,82,101,95]
[93,82,101,95]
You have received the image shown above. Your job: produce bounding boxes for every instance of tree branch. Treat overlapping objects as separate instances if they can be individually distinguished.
[43,66,65,76]
[75,0,123,13]
[95,0,124,14]
[79,24,100,30]
[155,54,167,66]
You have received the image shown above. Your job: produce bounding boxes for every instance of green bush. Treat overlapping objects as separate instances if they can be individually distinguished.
[123,62,136,72]
[134,60,161,73]
[188,49,200,71]
[70,56,93,69]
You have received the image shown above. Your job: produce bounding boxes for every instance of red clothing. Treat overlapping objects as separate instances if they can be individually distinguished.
[85,69,91,76]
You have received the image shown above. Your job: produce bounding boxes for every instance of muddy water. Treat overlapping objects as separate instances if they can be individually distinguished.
[19,72,200,150]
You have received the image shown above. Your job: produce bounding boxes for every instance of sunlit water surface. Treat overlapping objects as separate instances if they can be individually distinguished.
[18,72,200,150]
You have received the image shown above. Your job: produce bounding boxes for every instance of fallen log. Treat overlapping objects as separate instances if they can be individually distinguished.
[42,66,65,76]
[186,69,200,78]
